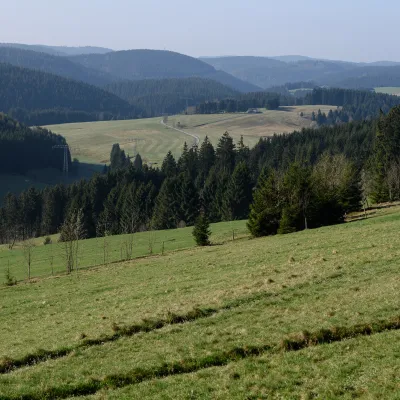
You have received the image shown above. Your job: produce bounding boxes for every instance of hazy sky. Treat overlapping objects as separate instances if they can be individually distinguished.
[2,0,398,62]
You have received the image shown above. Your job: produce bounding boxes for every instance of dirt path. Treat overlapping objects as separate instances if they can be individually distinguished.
[161,119,200,147]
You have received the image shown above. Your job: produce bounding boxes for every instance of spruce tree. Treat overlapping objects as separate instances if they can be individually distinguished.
[247,169,281,237]
[192,212,211,246]
[161,151,177,177]
[222,162,253,220]
[133,153,143,171]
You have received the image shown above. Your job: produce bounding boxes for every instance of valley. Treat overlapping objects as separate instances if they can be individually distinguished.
[46,105,334,165]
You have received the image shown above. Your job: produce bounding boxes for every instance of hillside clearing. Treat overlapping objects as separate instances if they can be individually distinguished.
[375,87,400,96]
[0,206,399,398]
[45,106,335,165]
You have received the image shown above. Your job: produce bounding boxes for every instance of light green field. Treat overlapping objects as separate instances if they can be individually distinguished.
[0,206,399,398]
[45,106,334,165]
[0,220,248,284]
[375,87,400,96]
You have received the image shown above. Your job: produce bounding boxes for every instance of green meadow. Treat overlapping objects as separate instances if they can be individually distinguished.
[0,206,399,398]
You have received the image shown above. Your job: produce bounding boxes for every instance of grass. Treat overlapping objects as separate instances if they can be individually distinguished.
[375,87,400,96]
[0,220,248,284]
[45,105,335,165]
[0,206,399,398]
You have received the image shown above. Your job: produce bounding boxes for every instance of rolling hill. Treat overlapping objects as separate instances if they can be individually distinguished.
[70,50,262,92]
[0,63,137,125]
[201,56,400,90]
[0,47,114,86]
[0,43,113,56]
[105,77,238,116]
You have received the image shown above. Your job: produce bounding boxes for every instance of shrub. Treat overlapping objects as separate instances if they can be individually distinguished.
[192,213,211,246]
[43,236,52,245]
[4,268,17,287]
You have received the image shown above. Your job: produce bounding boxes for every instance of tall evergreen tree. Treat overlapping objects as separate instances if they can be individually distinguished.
[247,169,282,237]
[222,162,253,220]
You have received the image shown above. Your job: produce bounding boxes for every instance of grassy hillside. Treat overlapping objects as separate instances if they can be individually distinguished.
[375,87,400,96]
[71,50,261,92]
[0,206,399,398]
[0,220,247,283]
[45,105,333,165]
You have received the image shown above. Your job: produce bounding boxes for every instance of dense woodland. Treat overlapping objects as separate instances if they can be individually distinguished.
[4,102,399,244]
[0,47,114,86]
[0,63,138,125]
[105,78,238,117]
[195,92,282,113]
[0,114,67,174]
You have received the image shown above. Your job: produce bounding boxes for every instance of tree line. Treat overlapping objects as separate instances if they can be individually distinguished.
[0,114,67,175]
[0,63,138,126]
[2,104,400,245]
[105,77,238,117]
[195,92,282,114]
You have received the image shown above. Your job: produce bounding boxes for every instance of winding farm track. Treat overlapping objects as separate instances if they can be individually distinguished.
[161,119,200,147]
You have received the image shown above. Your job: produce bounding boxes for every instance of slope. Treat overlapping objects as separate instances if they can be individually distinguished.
[201,56,355,88]
[0,63,137,125]
[0,43,113,56]
[0,47,115,86]
[0,206,398,398]
[105,77,239,116]
[70,49,261,92]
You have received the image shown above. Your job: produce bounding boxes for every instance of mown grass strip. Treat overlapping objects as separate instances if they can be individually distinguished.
[1,316,399,400]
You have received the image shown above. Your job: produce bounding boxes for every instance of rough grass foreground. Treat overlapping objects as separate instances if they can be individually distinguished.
[0,315,399,399]
[1,207,400,399]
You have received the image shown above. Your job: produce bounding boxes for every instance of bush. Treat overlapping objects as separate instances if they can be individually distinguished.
[192,213,211,246]
[4,268,17,287]
[43,236,52,245]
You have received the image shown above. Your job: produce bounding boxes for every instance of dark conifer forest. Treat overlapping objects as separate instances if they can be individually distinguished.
[3,106,394,244]
[0,114,67,174]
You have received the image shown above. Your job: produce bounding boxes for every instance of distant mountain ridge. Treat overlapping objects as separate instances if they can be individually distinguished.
[0,43,113,56]
[70,49,262,92]
[0,47,115,86]
[200,55,400,89]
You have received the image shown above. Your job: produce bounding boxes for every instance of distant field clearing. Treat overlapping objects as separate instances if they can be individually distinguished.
[45,105,336,165]
[375,87,400,96]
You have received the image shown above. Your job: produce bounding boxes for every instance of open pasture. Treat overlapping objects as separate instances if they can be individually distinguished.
[0,206,399,398]
[45,106,335,165]
[375,87,400,96]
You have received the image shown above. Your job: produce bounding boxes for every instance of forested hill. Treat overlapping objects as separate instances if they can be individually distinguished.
[305,88,400,120]
[0,114,66,175]
[0,43,113,56]
[70,50,262,92]
[0,63,138,126]
[325,65,400,89]
[105,77,239,116]
[0,47,115,86]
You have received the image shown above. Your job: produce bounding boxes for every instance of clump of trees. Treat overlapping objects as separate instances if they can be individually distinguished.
[4,105,400,245]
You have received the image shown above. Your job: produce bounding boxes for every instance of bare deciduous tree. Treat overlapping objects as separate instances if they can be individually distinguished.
[59,209,86,274]
[22,238,35,281]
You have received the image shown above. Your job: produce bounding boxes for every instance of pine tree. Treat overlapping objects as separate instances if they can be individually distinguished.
[222,162,253,220]
[133,153,143,171]
[179,173,199,226]
[192,212,211,246]
[197,136,215,187]
[247,169,282,237]
[216,132,236,172]
[161,151,177,177]
[151,177,180,229]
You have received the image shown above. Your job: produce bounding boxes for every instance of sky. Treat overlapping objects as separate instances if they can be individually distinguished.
[1,0,399,62]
